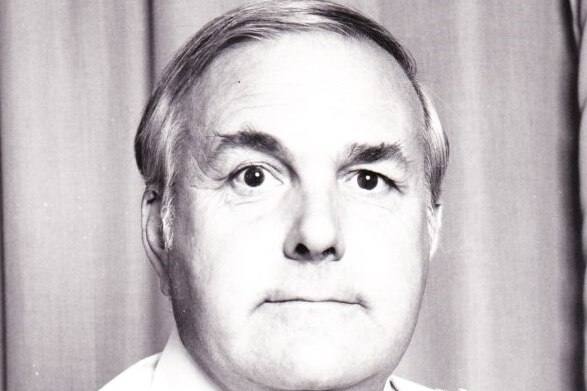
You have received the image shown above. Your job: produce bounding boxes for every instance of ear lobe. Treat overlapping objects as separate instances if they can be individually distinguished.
[141,189,171,296]
[428,203,443,259]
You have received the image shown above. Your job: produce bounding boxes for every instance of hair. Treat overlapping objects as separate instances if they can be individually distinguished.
[135,0,449,249]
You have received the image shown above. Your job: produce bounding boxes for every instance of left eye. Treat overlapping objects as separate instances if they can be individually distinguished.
[230,165,282,192]
[348,170,395,193]
[356,170,378,190]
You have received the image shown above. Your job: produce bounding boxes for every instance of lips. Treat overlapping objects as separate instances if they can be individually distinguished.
[267,298,358,305]
[260,291,367,309]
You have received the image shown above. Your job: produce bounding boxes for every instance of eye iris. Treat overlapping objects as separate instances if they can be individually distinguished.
[357,171,378,190]
[243,167,265,187]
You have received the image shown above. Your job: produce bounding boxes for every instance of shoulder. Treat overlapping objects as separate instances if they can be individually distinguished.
[98,353,161,391]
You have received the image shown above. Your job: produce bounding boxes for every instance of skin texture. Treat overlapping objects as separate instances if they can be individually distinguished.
[143,32,439,391]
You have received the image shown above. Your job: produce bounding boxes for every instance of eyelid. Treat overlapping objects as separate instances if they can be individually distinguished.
[228,162,283,182]
[215,145,295,181]
[227,163,287,199]
[342,168,403,193]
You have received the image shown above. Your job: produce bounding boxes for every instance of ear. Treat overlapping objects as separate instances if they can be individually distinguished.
[428,203,443,258]
[141,189,172,296]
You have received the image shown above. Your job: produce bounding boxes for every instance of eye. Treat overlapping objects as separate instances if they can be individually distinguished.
[356,170,378,190]
[242,166,265,187]
[230,164,282,193]
[346,169,396,193]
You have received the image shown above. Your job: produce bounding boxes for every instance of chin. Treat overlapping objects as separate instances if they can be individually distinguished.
[242,336,391,391]
[256,362,364,391]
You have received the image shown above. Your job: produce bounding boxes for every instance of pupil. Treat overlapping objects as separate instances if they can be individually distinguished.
[244,167,265,187]
[357,171,378,190]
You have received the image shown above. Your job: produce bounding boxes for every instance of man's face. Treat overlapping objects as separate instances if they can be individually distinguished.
[168,32,432,391]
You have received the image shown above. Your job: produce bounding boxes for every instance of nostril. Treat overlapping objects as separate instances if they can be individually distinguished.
[294,243,310,256]
[322,247,336,258]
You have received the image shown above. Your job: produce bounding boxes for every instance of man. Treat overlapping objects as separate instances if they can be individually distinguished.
[102,1,449,390]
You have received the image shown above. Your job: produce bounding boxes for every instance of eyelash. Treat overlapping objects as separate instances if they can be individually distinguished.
[228,163,272,180]
[227,163,286,193]
[379,174,398,190]
[226,163,401,194]
[351,169,400,191]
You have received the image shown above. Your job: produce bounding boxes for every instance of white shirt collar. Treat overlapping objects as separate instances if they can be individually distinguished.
[151,326,218,391]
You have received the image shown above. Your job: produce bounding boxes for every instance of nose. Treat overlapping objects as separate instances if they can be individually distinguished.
[283,188,345,262]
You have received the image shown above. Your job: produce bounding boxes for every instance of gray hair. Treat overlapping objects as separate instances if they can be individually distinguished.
[135,0,449,248]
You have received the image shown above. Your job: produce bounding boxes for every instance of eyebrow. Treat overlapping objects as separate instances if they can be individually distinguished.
[209,126,291,164]
[341,142,409,168]
[208,126,408,169]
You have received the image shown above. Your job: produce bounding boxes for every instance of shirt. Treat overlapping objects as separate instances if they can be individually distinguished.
[100,326,442,391]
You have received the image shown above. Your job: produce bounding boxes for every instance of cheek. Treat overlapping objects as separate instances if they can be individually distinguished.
[176,191,290,315]
[343,196,429,316]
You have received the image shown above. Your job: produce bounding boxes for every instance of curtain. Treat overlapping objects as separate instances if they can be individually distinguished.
[0,1,582,390]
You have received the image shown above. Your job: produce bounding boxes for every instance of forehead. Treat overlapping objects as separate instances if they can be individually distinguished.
[189,32,424,159]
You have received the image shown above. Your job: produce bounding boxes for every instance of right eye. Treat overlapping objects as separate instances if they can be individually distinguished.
[241,166,265,187]
[230,165,282,193]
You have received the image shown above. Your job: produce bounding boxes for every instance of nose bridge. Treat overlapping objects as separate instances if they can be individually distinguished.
[302,175,337,218]
[300,181,336,230]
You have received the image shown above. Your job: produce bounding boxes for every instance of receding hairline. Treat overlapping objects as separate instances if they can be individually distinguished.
[183,31,426,136]
[135,1,425,182]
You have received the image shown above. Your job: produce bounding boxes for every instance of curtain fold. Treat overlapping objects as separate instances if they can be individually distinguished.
[390,2,582,389]
[571,0,587,387]
[0,1,171,390]
[0,1,583,390]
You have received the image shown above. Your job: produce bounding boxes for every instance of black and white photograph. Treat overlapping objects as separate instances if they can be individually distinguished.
[0,1,583,390]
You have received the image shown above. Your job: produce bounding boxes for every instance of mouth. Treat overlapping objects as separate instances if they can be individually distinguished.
[260,296,367,309]
[256,288,368,311]
[267,298,358,305]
